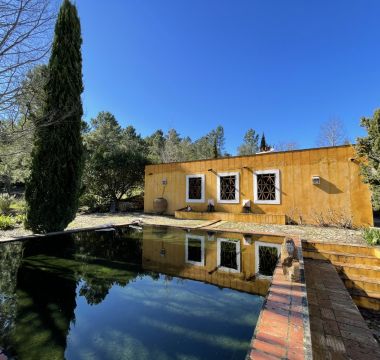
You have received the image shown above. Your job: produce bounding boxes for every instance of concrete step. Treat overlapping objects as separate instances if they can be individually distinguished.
[302,248,380,266]
[302,241,377,256]
[341,274,380,293]
[334,262,380,279]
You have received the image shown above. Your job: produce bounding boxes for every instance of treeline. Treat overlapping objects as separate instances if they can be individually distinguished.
[0,64,279,217]
[79,111,268,211]
[87,113,273,164]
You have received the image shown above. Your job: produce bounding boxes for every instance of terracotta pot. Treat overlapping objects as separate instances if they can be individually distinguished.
[153,197,168,214]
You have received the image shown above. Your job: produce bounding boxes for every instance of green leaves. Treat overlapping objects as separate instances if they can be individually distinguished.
[356,109,380,210]
[362,227,380,246]
[237,129,259,155]
[82,112,147,208]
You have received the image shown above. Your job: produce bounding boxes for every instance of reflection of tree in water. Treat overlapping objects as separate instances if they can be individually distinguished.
[0,227,165,359]
[73,227,145,306]
[9,235,78,359]
[0,242,23,343]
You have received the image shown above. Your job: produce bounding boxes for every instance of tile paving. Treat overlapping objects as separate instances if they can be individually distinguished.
[247,237,312,360]
[304,258,380,359]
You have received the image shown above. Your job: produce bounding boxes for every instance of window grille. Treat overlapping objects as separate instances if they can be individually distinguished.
[258,246,279,276]
[257,173,276,201]
[220,241,238,270]
[187,238,202,263]
[188,177,202,200]
[220,176,236,200]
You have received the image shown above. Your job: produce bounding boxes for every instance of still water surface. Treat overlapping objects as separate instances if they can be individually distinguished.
[0,225,282,360]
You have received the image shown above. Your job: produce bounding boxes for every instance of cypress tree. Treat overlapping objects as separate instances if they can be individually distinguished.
[25,0,84,233]
[213,136,218,158]
[260,133,268,152]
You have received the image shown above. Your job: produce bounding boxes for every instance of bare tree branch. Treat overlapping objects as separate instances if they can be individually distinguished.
[0,0,55,125]
[317,118,349,147]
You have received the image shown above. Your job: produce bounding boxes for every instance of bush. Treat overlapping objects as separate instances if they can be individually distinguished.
[79,193,109,213]
[0,215,16,230]
[362,227,380,246]
[0,195,13,215]
[14,214,25,224]
[10,198,26,214]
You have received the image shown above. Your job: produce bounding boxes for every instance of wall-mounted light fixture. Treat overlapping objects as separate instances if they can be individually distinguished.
[162,178,167,185]
[208,168,213,172]
[243,234,252,245]
[312,176,320,185]
[207,231,215,241]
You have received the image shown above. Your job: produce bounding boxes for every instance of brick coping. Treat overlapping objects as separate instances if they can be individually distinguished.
[247,236,312,360]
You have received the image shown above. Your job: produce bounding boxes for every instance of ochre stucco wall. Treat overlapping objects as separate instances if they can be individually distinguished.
[141,227,279,295]
[144,145,373,227]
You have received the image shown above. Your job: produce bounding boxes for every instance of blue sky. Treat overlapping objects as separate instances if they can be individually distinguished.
[76,0,380,154]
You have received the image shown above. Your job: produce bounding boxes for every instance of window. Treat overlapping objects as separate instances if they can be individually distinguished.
[186,174,205,203]
[185,234,205,266]
[254,169,280,204]
[254,241,282,277]
[217,238,241,273]
[217,172,240,204]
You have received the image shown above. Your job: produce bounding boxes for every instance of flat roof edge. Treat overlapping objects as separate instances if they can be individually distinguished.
[145,144,354,167]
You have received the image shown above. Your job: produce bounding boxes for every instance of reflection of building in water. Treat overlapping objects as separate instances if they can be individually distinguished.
[142,227,283,296]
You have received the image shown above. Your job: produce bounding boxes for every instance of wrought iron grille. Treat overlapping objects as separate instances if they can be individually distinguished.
[187,238,202,262]
[220,176,236,200]
[257,173,276,201]
[258,246,279,276]
[188,177,202,200]
[220,241,238,270]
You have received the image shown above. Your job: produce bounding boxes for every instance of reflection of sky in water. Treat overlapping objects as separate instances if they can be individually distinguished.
[65,275,262,360]
[0,226,275,360]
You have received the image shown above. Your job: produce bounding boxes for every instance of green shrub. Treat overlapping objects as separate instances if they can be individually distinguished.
[79,193,109,213]
[10,198,26,214]
[0,215,16,230]
[14,214,25,225]
[0,195,13,215]
[362,227,380,246]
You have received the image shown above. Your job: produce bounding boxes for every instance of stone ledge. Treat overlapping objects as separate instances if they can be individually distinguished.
[175,210,286,225]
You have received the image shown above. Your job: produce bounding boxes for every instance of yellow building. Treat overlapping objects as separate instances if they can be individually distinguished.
[141,226,280,295]
[144,145,373,227]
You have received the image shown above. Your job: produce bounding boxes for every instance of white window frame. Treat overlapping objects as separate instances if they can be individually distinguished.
[186,174,205,203]
[253,169,281,205]
[254,241,282,276]
[217,238,241,273]
[217,171,240,204]
[185,234,205,266]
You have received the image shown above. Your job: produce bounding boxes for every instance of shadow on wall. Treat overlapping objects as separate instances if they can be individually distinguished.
[316,177,342,194]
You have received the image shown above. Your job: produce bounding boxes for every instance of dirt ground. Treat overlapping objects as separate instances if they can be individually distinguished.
[0,211,366,245]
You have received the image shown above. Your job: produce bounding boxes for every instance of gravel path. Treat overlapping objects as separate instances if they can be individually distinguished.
[214,221,365,245]
[0,212,366,245]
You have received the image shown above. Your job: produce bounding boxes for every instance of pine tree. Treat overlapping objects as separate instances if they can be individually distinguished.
[356,109,380,210]
[237,129,259,155]
[25,0,84,232]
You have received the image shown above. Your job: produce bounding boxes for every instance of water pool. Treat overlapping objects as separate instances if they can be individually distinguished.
[0,225,283,360]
